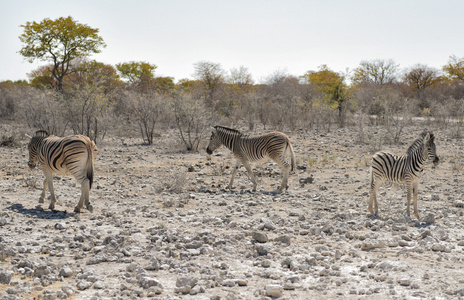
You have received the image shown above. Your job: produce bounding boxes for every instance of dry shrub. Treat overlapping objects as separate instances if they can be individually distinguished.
[0,124,21,148]
[155,169,187,193]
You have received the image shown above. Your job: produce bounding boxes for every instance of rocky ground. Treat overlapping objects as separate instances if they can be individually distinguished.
[1,123,464,300]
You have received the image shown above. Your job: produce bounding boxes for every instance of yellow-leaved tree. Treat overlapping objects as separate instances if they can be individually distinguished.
[19,16,106,92]
[303,65,349,127]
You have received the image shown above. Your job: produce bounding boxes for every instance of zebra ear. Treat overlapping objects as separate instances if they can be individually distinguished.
[429,133,435,143]
[424,132,430,142]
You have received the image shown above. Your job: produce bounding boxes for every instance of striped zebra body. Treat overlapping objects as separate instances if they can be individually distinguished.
[368,131,439,219]
[28,131,97,212]
[206,126,296,192]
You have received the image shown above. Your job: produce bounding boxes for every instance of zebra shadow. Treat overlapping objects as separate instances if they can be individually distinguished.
[6,203,75,219]
[199,188,284,196]
[367,214,434,228]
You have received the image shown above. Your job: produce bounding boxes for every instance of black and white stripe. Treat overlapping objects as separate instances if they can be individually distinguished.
[368,131,439,219]
[206,126,296,191]
[28,130,97,212]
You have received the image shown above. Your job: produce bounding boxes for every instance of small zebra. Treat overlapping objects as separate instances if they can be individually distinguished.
[206,126,296,192]
[368,131,439,219]
[27,130,98,212]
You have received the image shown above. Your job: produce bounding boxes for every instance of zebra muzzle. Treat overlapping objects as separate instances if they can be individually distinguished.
[28,161,36,169]
[206,148,213,155]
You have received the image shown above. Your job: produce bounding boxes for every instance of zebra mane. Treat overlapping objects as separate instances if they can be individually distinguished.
[407,131,431,155]
[34,130,50,137]
[214,126,243,136]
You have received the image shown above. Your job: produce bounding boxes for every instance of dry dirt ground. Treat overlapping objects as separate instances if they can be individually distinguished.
[1,124,464,300]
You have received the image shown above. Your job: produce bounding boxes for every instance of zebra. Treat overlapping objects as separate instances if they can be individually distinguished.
[368,131,439,219]
[27,130,98,213]
[206,126,296,192]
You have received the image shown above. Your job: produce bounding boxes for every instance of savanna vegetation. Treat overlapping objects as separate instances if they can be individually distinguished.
[1,16,464,149]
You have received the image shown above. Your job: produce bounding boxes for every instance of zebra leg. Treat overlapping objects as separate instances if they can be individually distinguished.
[75,178,92,213]
[242,161,257,191]
[43,170,57,210]
[412,181,419,219]
[368,178,383,216]
[39,178,47,203]
[406,183,412,217]
[279,163,291,191]
[228,160,241,189]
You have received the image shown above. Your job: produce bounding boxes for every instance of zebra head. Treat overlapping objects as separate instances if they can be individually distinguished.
[27,131,49,170]
[424,132,439,166]
[206,128,221,155]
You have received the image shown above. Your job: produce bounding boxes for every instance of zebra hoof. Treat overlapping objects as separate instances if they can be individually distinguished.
[39,198,45,204]
[87,205,94,213]
[48,204,55,210]
[74,206,81,213]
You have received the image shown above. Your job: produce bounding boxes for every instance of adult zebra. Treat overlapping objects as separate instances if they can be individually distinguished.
[27,130,98,212]
[368,131,439,219]
[206,126,296,192]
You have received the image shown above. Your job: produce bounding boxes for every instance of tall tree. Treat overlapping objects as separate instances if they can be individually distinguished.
[116,61,158,93]
[228,66,254,88]
[115,61,157,84]
[443,55,464,81]
[19,16,106,92]
[69,60,123,95]
[403,64,439,97]
[193,61,225,106]
[352,59,399,85]
[304,65,349,127]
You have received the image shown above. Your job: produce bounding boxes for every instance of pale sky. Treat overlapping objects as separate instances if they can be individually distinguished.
[1,0,463,83]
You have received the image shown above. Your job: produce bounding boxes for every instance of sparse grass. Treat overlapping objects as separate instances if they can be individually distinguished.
[322,153,336,164]
[23,175,39,189]
[354,155,372,168]
[306,157,317,169]
[0,135,17,147]
[155,170,187,193]
[451,157,463,173]
[368,134,383,154]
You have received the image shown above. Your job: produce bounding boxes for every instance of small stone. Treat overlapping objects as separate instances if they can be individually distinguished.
[423,214,435,224]
[256,245,268,256]
[361,241,386,250]
[398,278,411,286]
[274,235,291,245]
[222,279,235,287]
[175,286,191,294]
[252,231,269,243]
[261,260,272,268]
[54,223,66,230]
[34,265,51,277]
[189,284,203,295]
[236,279,248,286]
[431,244,446,252]
[266,284,283,298]
[0,271,13,284]
[144,261,160,270]
[176,276,198,288]
[93,281,105,289]
[263,220,277,230]
[139,277,162,289]
[76,280,93,290]
[59,267,74,278]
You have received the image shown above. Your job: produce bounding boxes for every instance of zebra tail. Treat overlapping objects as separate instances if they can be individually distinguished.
[369,164,374,190]
[85,140,95,190]
[287,140,296,172]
